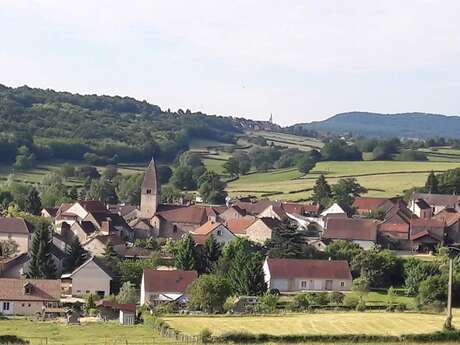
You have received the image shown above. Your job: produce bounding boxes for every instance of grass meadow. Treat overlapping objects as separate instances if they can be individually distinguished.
[165,309,460,337]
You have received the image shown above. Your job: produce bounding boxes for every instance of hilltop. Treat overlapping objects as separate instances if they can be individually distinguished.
[294,112,460,139]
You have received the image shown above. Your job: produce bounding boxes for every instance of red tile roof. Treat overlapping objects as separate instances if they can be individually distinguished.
[353,197,389,212]
[156,205,207,224]
[96,300,136,313]
[323,218,378,242]
[434,209,460,227]
[226,216,257,235]
[0,278,61,301]
[192,220,223,235]
[0,217,33,235]
[266,258,352,280]
[79,201,107,213]
[410,218,445,241]
[142,269,197,293]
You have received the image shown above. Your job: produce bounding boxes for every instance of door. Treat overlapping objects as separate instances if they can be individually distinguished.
[325,280,333,291]
[1,301,12,315]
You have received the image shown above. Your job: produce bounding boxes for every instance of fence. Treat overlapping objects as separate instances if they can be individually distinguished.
[24,337,192,345]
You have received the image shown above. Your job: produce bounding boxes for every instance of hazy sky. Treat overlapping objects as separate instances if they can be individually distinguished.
[1,1,460,125]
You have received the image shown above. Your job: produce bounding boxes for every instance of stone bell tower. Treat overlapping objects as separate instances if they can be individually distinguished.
[139,158,161,219]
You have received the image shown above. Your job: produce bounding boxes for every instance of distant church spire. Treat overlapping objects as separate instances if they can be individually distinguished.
[269,113,273,123]
[139,158,161,219]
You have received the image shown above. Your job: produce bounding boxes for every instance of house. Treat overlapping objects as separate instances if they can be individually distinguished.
[322,218,378,250]
[82,233,124,257]
[409,193,460,215]
[108,204,139,222]
[0,217,34,254]
[409,218,446,252]
[377,201,414,249]
[63,256,116,298]
[409,199,432,219]
[352,197,393,215]
[245,218,282,243]
[0,253,29,278]
[140,269,197,305]
[434,209,460,243]
[320,203,351,218]
[225,216,257,237]
[190,220,236,245]
[263,258,352,292]
[0,278,61,316]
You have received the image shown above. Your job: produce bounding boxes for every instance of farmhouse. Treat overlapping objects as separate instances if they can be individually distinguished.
[63,256,115,298]
[245,217,282,243]
[190,220,236,245]
[0,278,61,316]
[322,218,378,249]
[409,192,460,215]
[140,269,197,305]
[0,217,34,254]
[409,218,446,252]
[225,216,257,237]
[263,258,352,292]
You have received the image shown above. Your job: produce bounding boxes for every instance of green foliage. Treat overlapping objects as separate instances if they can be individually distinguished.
[116,281,138,304]
[64,237,86,273]
[332,178,367,206]
[202,235,221,273]
[259,292,279,313]
[197,171,227,204]
[26,223,56,278]
[404,258,440,296]
[117,255,159,287]
[395,149,427,161]
[187,274,231,313]
[324,240,363,262]
[342,294,360,308]
[418,274,448,306]
[321,139,362,161]
[174,233,197,271]
[0,238,19,259]
[424,171,439,193]
[199,328,213,343]
[25,187,42,215]
[328,291,345,305]
[85,293,97,314]
[352,277,370,302]
[311,174,332,206]
[296,153,316,174]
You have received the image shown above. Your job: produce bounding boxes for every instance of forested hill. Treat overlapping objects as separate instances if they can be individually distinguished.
[295,112,460,139]
[0,84,262,165]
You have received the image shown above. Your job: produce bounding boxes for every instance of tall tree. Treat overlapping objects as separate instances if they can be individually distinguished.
[311,174,332,206]
[175,233,197,271]
[64,237,86,272]
[223,157,240,177]
[425,171,439,193]
[26,187,42,215]
[332,178,367,206]
[26,223,56,278]
[203,235,221,273]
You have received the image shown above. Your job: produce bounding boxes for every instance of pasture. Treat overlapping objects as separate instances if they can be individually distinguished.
[0,318,157,345]
[165,310,460,337]
[227,161,460,201]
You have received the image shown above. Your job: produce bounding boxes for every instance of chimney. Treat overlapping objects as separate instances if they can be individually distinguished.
[101,220,111,235]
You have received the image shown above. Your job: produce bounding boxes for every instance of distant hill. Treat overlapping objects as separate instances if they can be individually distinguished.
[294,112,460,139]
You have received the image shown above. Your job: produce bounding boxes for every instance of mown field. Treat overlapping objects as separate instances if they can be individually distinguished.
[165,310,460,337]
[0,318,158,345]
[226,161,460,201]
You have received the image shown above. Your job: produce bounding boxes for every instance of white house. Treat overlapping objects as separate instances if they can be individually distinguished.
[140,269,197,305]
[263,257,352,292]
[190,220,236,246]
[64,257,115,298]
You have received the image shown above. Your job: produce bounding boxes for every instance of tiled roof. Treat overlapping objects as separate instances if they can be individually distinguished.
[226,216,257,235]
[0,278,61,301]
[258,217,282,229]
[79,201,107,213]
[415,199,431,210]
[96,300,136,313]
[191,233,207,246]
[71,256,116,279]
[156,205,207,224]
[353,197,389,211]
[266,258,352,280]
[434,209,460,227]
[142,269,197,293]
[0,217,33,235]
[413,193,460,206]
[410,218,445,241]
[323,218,378,242]
[192,220,224,235]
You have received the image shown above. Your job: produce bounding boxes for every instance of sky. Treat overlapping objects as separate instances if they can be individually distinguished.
[1,1,460,126]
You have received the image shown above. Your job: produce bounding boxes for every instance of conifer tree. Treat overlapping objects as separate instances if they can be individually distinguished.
[26,187,42,215]
[311,174,332,206]
[26,223,56,278]
[64,237,86,272]
[174,233,196,270]
[203,235,221,273]
[425,171,439,193]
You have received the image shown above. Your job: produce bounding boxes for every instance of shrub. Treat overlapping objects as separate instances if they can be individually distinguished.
[309,292,329,306]
[200,328,213,343]
[259,292,279,313]
[0,335,28,344]
[343,294,359,308]
[355,301,366,312]
[87,308,98,317]
[290,293,310,311]
[223,296,237,313]
[328,292,345,305]
[396,303,406,312]
[154,303,175,315]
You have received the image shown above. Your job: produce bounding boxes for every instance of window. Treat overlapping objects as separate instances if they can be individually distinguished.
[146,189,152,194]
[301,281,307,288]
[340,281,345,287]
[96,290,105,298]
[77,290,81,294]
[217,230,222,236]
[22,303,25,307]
[28,304,31,307]
[85,290,90,294]
[173,225,178,233]
[3,302,10,311]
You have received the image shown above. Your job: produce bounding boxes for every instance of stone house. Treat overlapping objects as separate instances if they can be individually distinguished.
[322,218,378,250]
[263,257,352,292]
[245,218,282,243]
[0,217,34,254]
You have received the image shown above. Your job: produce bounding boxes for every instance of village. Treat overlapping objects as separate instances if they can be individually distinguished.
[0,158,458,331]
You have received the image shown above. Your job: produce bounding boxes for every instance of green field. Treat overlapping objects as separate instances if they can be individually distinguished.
[227,161,460,201]
[0,318,157,345]
[165,310,460,337]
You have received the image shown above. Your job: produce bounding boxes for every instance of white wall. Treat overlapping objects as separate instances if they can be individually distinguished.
[71,260,111,297]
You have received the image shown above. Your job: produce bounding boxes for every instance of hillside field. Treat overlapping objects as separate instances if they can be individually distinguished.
[165,310,460,337]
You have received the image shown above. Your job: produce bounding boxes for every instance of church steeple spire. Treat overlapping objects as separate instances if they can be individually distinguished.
[139,158,160,219]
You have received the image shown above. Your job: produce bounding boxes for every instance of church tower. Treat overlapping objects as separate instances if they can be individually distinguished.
[139,158,161,219]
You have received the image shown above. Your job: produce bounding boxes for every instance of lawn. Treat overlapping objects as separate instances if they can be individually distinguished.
[0,318,157,345]
[165,310,460,337]
[227,160,460,200]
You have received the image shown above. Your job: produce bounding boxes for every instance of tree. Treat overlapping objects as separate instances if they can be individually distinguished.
[116,281,138,304]
[202,235,221,273]
[425,171,439,193]
[223,158,240,177]
[117,255,158,286]
[324,240,363,263]
[68,186,79,201]
[26,223,56,278]
[0,190,13,210]
[171,166,196,190]
[332,178,367,206]
[88,178,119,204]
[259,292,279,313]
[103,243,121,266]
[404,258,440,296]
[296,154,316,174]
[0,239,19,259]
[352,276,370,303]
[222,238,267,295]
[64,237,86,272]
[102,165,119,181]
[175,234,197,271]
[187,274,231,313]
[25,187,42,215]
[197,171,227,204]
[311,174,332,206]
[60,163,76,178]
